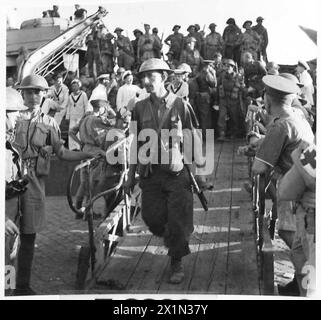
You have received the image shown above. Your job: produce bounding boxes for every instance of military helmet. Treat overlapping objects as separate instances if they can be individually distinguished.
[16,74,49,91]
[6,87,28,111]
[226,18,235,25]
[114,27,124,33]
[243,20,252,28]
[172,25,181,31]
[138,58,173,74]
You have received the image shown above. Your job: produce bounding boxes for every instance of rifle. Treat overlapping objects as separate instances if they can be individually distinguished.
[161,31,165,59]
[185,164,208,212]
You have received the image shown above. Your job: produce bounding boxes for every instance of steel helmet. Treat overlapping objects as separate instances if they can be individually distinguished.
[17,74,49,91]
[177,63,192,74]
[6,87,28,111]
[138,58,173,74]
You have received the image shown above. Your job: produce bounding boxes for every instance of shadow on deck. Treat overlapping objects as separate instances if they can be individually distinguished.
[88,140,261,295]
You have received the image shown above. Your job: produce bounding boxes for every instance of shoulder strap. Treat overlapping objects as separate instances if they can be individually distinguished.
[148,96,176,135]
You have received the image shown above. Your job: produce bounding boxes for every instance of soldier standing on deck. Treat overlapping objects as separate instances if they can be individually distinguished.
[252,17,269,63]
[213,52,225,79]
[137,24,156,63]
[114,27,135,71]
[179,37,202,77]
[132,29,143,69]
[243,51,267,100]
[184,25,202,52]
[12,75,102,295]
[164,25,184,62]
[203,23,224,60]
[152,27,163,59]
[85,26,102,77]
[194,60,217,137]
[223,18,242,66]
[124,58,205,284]
[100,32,116,74]
[239,20,261,62]
[216,59,245,141]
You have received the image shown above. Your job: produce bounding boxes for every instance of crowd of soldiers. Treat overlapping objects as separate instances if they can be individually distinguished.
[84,17,268,75]
[5,12,316,297]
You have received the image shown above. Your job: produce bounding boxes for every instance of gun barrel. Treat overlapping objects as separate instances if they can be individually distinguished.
[185,165,208,212]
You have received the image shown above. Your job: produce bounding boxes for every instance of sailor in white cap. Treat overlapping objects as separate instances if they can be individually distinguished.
[66,79,89,150]
[167,68,189,100]
[116,70,141,111]
[88,74,110,111]
[295,60,314,106]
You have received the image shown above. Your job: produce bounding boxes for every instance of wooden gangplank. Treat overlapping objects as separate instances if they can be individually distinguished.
[87,140,260,295]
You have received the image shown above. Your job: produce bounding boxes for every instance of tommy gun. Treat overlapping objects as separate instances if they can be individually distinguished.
[185,164,208,212]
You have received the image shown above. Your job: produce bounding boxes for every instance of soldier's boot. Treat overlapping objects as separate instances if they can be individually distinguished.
[169,257,185,284]
[277,275,300,296]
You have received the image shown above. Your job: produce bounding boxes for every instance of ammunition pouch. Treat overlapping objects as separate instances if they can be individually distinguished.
[36,146,52,177]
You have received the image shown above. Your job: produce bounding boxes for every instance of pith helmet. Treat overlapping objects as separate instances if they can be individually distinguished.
[138,58,173,74]
[17,74,49,90]
[6,87,28,111]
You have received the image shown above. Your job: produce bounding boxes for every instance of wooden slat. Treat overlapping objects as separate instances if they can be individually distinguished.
[127,235,169,294]
[225,141,260,295]
[202,141,235,294]
[87,140,261,295]
[94,214,153,291]
[154,141,223,293]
